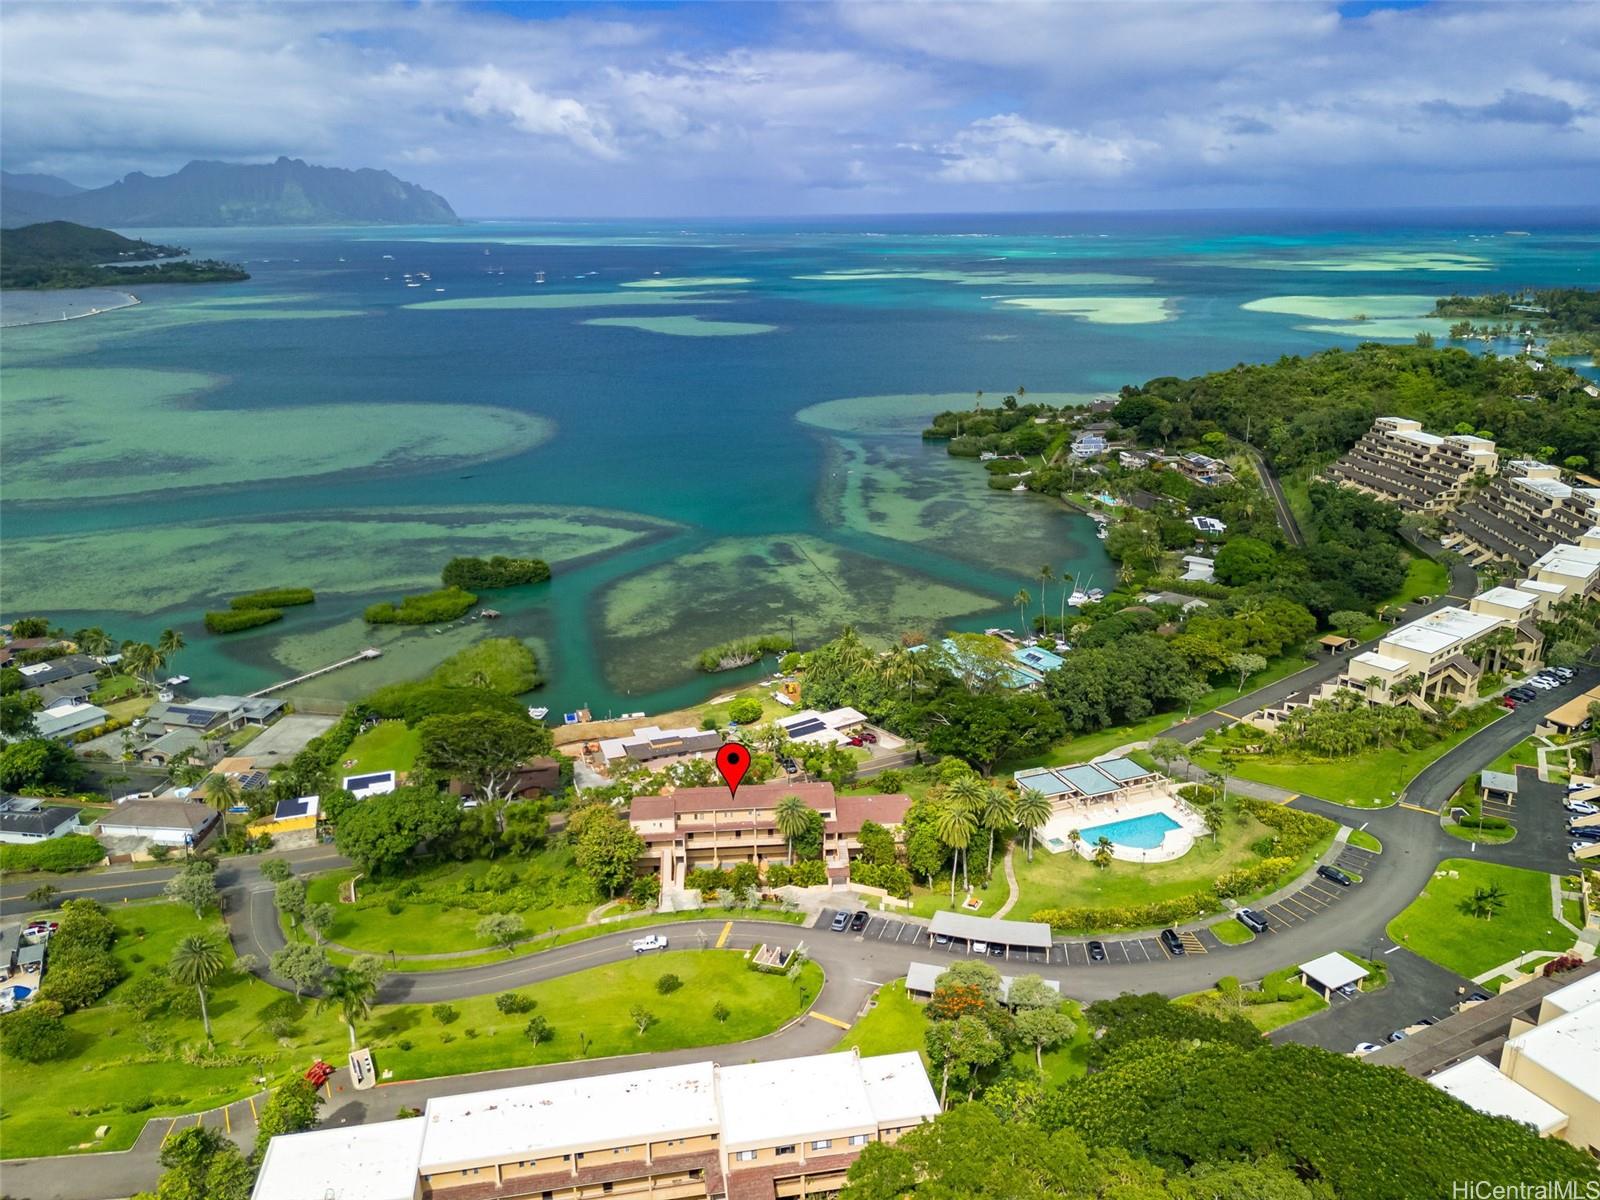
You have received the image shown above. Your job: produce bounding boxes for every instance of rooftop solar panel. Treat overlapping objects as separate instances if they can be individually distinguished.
[344,772,393,790]
[783,717,826,737]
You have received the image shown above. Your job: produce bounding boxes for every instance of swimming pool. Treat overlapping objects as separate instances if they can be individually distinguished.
[1079,811,1181,850]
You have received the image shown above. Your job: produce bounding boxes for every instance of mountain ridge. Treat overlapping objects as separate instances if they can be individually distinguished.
[0,157,458,228]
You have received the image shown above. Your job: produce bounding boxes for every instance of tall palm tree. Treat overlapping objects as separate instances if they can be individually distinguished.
[120,642,160,693]
[75,627,112,657]
[1014,787,1052,863]
[169,936,225,1039]
[1036,567,1053,625]
[1012,589,1031,632]
[979,786,1014,875]
[157,628,186,676]
[205,773,240,813]
[773,794,810,866]
[934,800,977,900]
[320,967,378,1048]
[1057,571,1073,634]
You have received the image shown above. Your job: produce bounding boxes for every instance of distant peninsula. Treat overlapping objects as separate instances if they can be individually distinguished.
[0,221,249,290]
[0,156,458,228]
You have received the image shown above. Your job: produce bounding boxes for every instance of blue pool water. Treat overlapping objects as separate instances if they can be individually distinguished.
[1079,812,1182,850]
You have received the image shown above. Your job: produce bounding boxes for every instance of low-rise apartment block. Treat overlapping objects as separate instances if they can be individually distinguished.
[252,1050,940,1200]
[628,782,909,887]
[1323,417,1497,512]
[1444,461,1600,568]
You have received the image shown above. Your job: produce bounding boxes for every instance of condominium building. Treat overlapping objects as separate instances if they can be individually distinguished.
[251,1050,940,1200]
[1444,462,1600,569]
[1323,417,1498,513]
[628,782,910,887]
[1525,537,1600,605]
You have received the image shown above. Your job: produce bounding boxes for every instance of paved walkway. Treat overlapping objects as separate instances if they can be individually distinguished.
[993,847,1020,918]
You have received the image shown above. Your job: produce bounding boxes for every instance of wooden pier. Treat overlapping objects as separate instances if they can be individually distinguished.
[248,648,382,698]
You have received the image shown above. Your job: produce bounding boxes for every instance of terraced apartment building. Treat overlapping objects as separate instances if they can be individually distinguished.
[1323,417,1498,513]
[252,1050,940,1200]
[1444,460,1600,569]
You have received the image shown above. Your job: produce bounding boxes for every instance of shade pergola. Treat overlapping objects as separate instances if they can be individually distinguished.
[929,911,1051,951]
[1299,951,1368,998]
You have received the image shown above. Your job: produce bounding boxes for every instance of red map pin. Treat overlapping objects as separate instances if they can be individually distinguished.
[715,743,751,799]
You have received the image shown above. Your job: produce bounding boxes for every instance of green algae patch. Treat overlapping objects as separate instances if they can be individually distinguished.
[583,315,776,337]
[796,391,1100,436]
[596,535,998,694]
[0,366,551,503]
[0,505,673,614]
[404,290,718,311]
[999,296,1173,324]
[621,276,754,289]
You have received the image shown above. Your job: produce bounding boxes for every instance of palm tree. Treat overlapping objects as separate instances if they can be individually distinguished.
[157,628,186,676]
[205,773,240,813]
[169,936,225,1039]
[1012,589,1031,632]
[75,627,112,657]
[1014,787,1052,863]
[120,642,161,694]
[1036,567,1053,625]
[1466,883,1507,921]
[934,798,977,900]
[1092,836,1114,870]
[773,794,810,866]
[979,786,1014,875]
[320,967,379,1048]
[1066,829,1082,857]
[1057,571,1072,634]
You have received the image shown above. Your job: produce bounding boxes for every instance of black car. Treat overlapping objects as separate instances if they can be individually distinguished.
[988,942,1006,957]
[1236,909,1270,934]
[850,910,870,932]
[1160,928,1185,956]
[1087,940,1107,962]
[1318,864,1354,886]
[1567,827,1600,842]
[830,911,851,932]
[1508,686,1537,702]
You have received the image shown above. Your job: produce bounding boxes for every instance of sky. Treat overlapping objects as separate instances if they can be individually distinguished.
[2,0,1598,217]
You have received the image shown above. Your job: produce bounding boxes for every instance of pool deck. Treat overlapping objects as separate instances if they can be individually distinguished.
[1039,790,1207,864]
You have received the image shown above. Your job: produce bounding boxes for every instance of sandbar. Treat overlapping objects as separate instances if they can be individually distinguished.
[404,291,718,311]
[999,296,1173,324]
[583,315,776,337]
[620,277,753,289]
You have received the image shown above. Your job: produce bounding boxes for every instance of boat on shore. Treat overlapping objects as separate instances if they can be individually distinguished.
[527,706,549,720]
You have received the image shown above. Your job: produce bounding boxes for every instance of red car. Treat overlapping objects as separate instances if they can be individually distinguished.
[860,730,878,744]
[304,1060,335,1086]
[848,736,864,747]
[1499,695,1519,709]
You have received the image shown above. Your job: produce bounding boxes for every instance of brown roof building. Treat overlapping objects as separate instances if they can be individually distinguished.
[629,782,911,888]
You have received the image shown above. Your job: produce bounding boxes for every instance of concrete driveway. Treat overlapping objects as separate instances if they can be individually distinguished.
[241,713,337,764]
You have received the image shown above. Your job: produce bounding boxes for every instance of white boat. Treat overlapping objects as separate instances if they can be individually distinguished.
[527,707,550,720]
[1069,590,1089,607]
[1095,527,1107,540]
[1088,588,1105,601]
[382,254,394,259]
[163,675,190,686]
[535,271,546,284]
[406,282,421,287]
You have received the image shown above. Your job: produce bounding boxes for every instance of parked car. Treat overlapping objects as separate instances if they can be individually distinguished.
[850,910,869,932]
[1160,928,1185,956]
[631,934,669,954]
[1528,677,1557,690]
[1566,826,1600,842]
[1499,695,1519,709]
[1565,800,1598,816]
[830,911,851,932]
[987,942,1006,957]
[933,933,951,946]
[847,736,865,747]
[1417,1017,1438,1026]
[1353,1042,1383,1055]
[1338,982,1360,997]
[971,941,990,955]
[1236,909,1270,934]
[1572,842,1594,856]
[1387,1030,1408,1043]
[1553,667,1576,680]
[1508,686,1537,702]
[861,730,878,744]
[1087,940,1107,962]
[1318,865,1354,886]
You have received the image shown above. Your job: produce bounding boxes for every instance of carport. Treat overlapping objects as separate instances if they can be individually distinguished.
[1479,770,1518,805]
[1299,951,1368,1000]
[928,911,1052,957]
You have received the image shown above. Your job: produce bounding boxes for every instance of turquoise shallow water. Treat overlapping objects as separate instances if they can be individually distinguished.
[2,209,1596,715]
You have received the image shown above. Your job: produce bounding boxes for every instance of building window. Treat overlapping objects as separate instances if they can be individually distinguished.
[603,1185,614,1195]
[736,1151,758,1162]
[810,1140,831,1151]
[776,1145,796,1156]
[849,1135,869,1147]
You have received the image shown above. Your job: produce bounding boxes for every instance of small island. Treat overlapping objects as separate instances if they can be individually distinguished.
[0,220,249,290]
[1433,286,1600,359]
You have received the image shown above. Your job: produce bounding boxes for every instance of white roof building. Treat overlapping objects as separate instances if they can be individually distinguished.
[254,1115,428,1200]
[1382,607,1502,657]
[1299,951,1369,995]
[1431,1057,1568,1136]
[34,700,110,741]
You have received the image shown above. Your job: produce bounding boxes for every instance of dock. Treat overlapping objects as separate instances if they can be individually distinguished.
[248,648,382,698]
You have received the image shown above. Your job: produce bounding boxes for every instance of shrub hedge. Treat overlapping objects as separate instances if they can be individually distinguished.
[0,833,104,873]
[364,586,477,625]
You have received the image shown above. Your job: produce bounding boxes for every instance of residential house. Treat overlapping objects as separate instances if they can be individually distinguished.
[136,727,223,768]
[593,725,723,771]
[628,782,910,888]
[251,1050,940,1200]
[249,795,320,849]
[1179,554,1216,583]
[447,757,563,802]
[1324,417,1498,513]
[0,795,81,844]
[34,700,110,741]
[143,695,285,736]
[343,770,398,800]
[95,797,220,849]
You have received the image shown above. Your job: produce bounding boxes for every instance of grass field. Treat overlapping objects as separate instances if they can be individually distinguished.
[303,849,596,956]
[1192,706,1504,808]
[1485,737,1543,776]
[1387,859,1572,978]
[0,904,818,1159]
[342,720,421,775]
[1210,917,1256,945]
[1178,966,1328,1033]
[837,979,1090,1086]
[1006,800,1333,926]
[1347,830,1383,853]
[1354,556,1452,640]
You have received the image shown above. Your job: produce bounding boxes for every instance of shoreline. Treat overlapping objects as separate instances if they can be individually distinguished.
[0,289,141,329]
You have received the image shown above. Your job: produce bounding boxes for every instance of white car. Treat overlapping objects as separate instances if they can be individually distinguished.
[1566,800,1599,817]
[1352,1042,1383,1056]
[631,934,668,954]
[1553,667,1576,680]
[1528,677,1557,690]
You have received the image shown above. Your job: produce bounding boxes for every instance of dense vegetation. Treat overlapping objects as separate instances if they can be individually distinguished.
[1435,286,1600,344]
[0,832,103,873]
[229,588,315,611]
[839,992,1595,1200]
[440,555,551,590]
[693,633,794,672]
[364,586,477,625]
[203,607,283,634]
[429,638,541,692]
[0,220,248,288]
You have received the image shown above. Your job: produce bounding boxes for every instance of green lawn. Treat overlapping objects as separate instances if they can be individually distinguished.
[0,903,818,1159]
[1210,917,1256,945]
[837,979,1089,1086]
[303,849,596,956]
[1006,801,1334,927]
[342,720,421,776]
[1178,967,1329,1033]
[89,673,143,704]
[1563,895,1585,929]
[1354,556,1452,640]
[1192,706,1505,808]
[907,850,1014,919]
[1347,829,1383,853]
[1485,737,1543,776]
[1000,655,1313,772]
[1387,859,1573,977]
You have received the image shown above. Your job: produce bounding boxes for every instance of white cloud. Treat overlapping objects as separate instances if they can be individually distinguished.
[462,65,620,160]
[936,114,1143,184]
